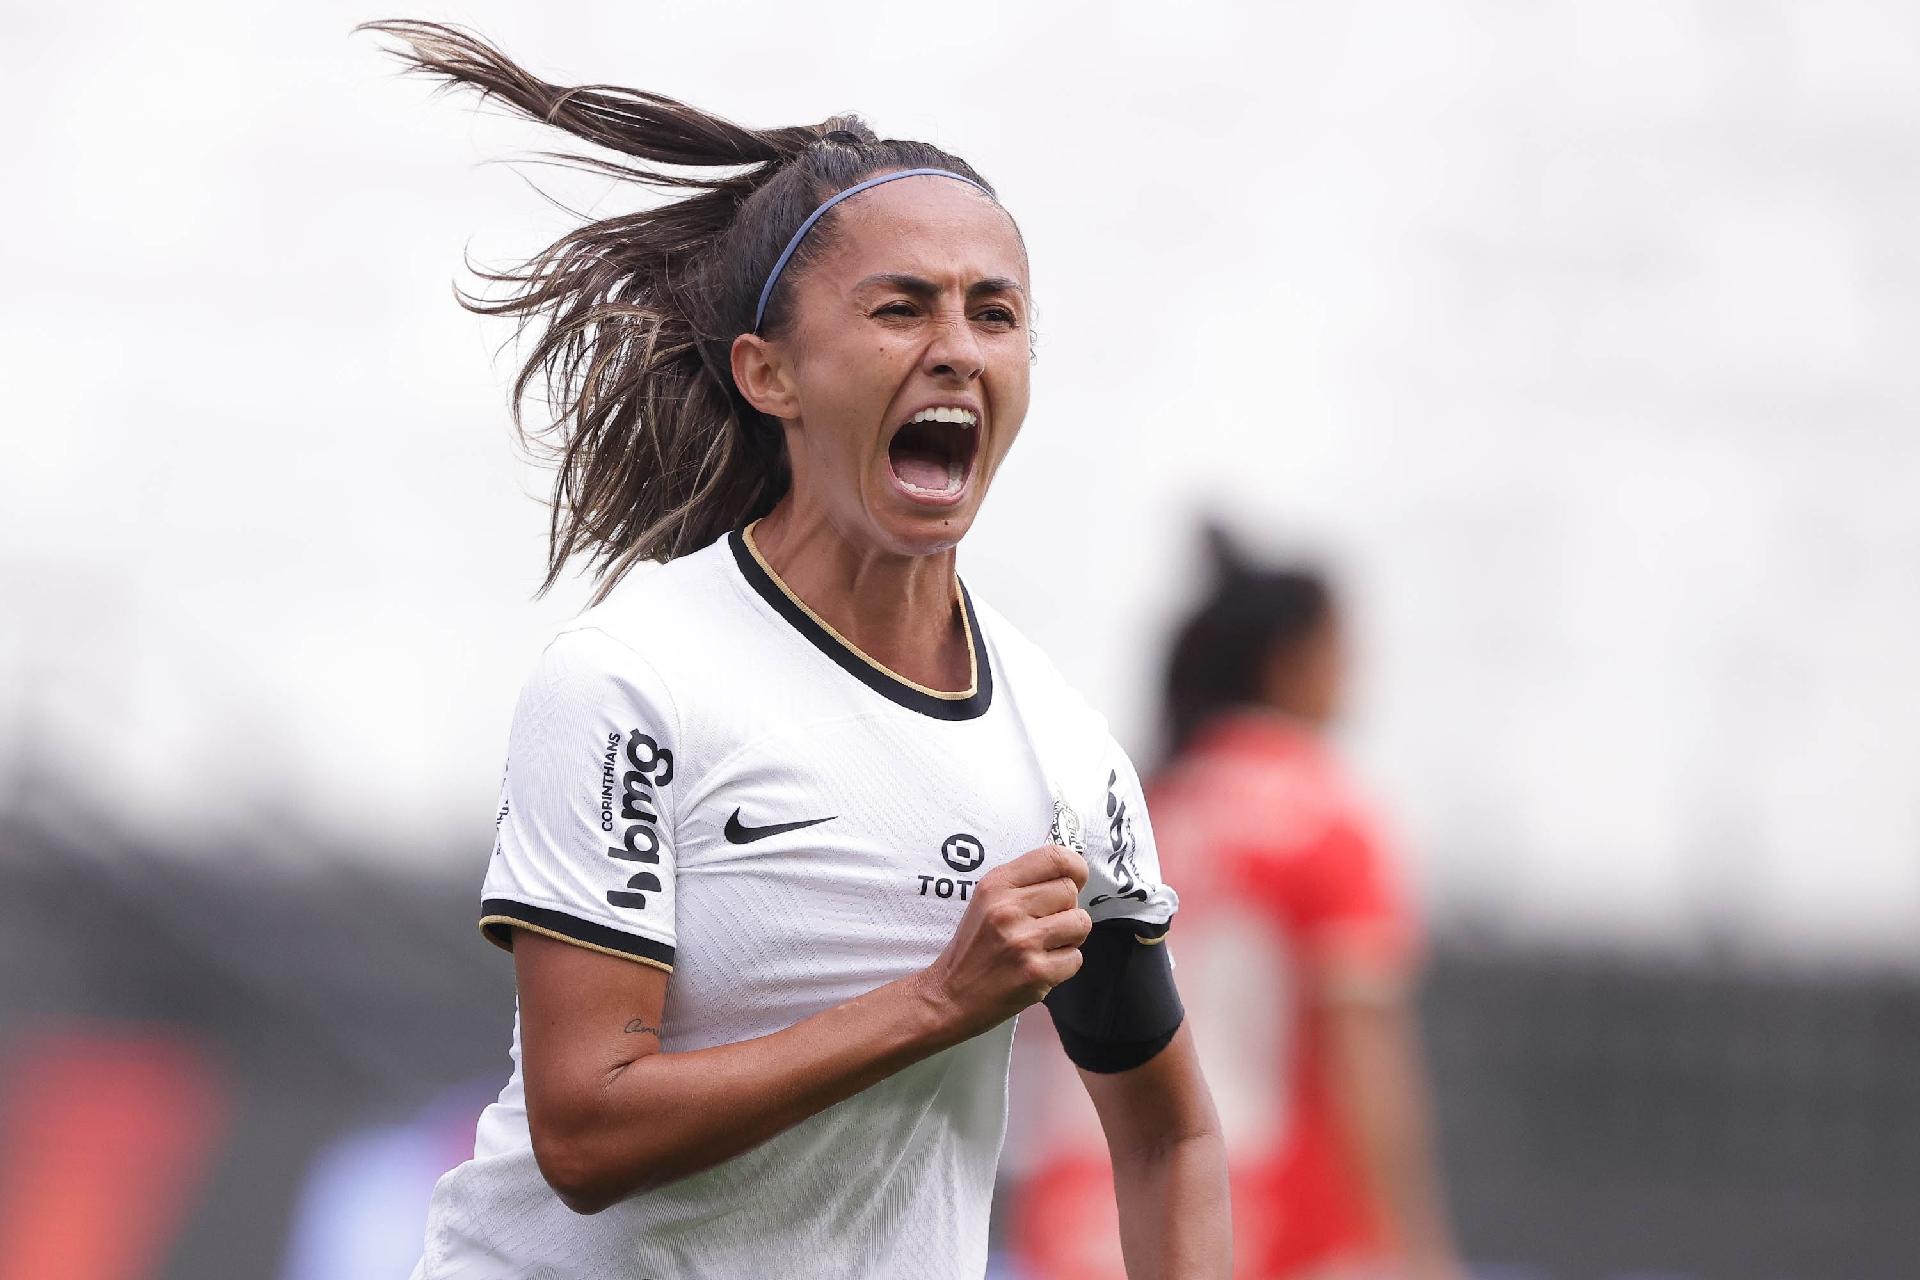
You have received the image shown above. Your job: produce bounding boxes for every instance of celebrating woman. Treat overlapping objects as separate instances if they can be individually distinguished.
[364,21,1228,1280]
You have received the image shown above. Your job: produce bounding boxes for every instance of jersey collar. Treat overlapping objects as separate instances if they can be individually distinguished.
[728,523,994,722]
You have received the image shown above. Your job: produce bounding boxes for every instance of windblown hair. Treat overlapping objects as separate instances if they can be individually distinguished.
[1162,525,1333,756]
[360,20,998,597]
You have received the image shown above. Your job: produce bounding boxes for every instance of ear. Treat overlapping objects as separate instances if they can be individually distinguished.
[731,333,801,422]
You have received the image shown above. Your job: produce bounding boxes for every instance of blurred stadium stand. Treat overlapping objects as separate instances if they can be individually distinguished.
[3,808,1914,1279]
[0,806,511,1280]
[1424,948,1920,1279]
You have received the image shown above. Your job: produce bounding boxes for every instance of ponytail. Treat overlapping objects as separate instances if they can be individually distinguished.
[1162,524,1334,757]
[360,21,998,596]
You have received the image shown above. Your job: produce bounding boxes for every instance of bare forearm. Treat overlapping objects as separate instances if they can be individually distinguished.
[1109,1131,1232,1279]
[524,844,1092,1214]
[1325,1003,1459,1270]
[1079,1027,1231,1278]
[550,972,960,1210]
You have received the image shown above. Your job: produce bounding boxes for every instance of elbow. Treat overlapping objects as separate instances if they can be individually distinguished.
[557,1188,615,1218]
[554,1181,618,1218]
[532,1132,617,1215]
[527,1060,694,1211]
[531,1124,660,1216]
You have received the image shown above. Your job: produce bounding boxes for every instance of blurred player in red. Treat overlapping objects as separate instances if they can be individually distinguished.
[1013,527,1462,1280]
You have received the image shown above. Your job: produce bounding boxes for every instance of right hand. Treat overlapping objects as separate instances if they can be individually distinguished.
[916,843,1092,1040]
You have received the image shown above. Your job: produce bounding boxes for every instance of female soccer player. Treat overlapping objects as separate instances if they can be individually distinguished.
[364,22,1229,1280]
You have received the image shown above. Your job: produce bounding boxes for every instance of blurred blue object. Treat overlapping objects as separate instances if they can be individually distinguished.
[276,1085,492,1280]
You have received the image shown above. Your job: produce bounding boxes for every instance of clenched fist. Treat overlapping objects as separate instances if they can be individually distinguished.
[914,843,1092,1041]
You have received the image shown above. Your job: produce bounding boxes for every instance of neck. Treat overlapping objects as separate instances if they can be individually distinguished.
[749,498,972,694]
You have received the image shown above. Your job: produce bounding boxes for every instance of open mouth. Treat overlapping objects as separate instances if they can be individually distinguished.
[886,405,980,500]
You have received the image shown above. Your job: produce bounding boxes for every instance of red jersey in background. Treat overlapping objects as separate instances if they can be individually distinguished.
[1012,710,1416,1279]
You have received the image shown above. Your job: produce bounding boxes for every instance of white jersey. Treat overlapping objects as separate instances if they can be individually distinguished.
[415,526,1178,1280]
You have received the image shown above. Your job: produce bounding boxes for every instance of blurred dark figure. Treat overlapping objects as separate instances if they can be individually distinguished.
[1009,526,1461,1279]
[1148,527,1462,1280]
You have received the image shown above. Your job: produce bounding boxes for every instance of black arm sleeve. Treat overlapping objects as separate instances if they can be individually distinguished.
[1043,919,1184,1073]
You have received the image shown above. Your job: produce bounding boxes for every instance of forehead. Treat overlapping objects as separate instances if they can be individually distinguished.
[813,177,1028,290]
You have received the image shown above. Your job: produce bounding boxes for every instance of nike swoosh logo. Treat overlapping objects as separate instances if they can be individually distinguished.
[724,810,836,845]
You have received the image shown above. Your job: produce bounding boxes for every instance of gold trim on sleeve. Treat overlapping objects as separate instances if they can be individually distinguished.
[478,916,675,974]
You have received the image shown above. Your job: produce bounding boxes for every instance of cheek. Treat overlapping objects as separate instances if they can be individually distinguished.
[833,339,914,416]
[992,355,1033,442]
[799,346,896,452]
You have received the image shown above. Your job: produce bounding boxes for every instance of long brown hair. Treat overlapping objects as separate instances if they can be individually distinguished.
[360,21,999,597]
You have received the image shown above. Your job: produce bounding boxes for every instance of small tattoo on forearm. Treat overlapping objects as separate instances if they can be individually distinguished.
[623,1019,661,1036]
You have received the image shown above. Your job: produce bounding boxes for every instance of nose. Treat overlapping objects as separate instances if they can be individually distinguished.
[921,310,985,383]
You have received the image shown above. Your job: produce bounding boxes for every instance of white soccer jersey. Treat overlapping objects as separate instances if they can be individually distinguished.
[414,525,1178,1280]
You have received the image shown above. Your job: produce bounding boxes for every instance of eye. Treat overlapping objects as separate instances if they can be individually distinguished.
[975,305,1020,328]
[872,301,919,319]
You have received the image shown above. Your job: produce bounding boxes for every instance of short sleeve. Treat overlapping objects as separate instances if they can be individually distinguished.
[1072,737,1180,937]
[1301,813,1414,968]
[478,627,681,972]
[1042,736,1186,1072]
[1243,801,1416,986]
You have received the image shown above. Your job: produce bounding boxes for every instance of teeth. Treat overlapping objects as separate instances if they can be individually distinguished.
[909,406,977,427]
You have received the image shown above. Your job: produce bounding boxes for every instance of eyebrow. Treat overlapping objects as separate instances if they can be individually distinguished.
[853,272,1028,299]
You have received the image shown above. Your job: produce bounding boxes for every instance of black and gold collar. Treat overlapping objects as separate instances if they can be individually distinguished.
[729,523,993,722]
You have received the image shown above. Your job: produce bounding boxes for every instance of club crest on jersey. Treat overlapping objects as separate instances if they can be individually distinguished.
[1048,788,1086,857]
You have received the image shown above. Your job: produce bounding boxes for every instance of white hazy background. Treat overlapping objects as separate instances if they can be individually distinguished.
[4,1,1916,965]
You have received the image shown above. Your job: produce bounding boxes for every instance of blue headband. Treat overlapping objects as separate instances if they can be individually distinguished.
[751,167,987,334]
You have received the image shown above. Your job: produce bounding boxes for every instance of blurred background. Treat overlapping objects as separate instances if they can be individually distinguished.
[3,1,1917,1277]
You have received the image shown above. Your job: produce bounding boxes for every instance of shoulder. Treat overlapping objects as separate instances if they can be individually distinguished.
[969,593,1110,738]
[569,537,738,648]
[1177,714,1343,790]
[1152,716,1357,861]
[527,535,746,707]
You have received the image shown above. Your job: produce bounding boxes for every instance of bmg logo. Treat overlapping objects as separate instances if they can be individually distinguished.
[606,729,673,910]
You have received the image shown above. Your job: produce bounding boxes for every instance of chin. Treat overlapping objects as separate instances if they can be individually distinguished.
[874,497,979,558]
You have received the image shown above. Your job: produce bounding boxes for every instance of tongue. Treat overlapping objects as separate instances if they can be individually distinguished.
[892,451,952,492]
